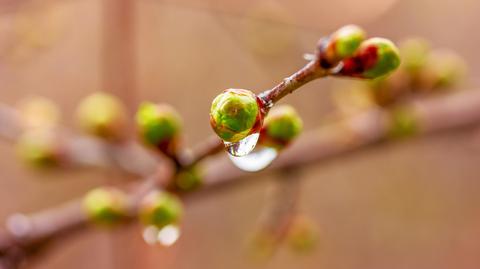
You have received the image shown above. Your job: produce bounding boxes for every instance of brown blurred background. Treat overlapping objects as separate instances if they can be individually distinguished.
[1,0,480,268]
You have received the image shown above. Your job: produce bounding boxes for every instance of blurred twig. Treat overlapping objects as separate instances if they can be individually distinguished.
[2,89,480,267]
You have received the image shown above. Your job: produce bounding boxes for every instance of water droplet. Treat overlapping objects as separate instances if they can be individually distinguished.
[229,146,278,172]
[157,225,181,246]
[303,53,316,61]
[142,224,181,247]
[224,133,260,157]
[142,225,160,246]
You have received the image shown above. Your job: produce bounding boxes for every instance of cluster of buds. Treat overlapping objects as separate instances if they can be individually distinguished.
[318,25,401,79]
[210,25,400,146]
[82,187,129,226]
[76,92,129,141]
[332,38,467,122]
[259,105,303,149]
[369,38,466,106]
[136,102,182,158]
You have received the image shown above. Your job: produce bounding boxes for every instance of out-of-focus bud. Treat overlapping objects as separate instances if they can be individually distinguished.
[136,102,182,156]
[16,128,65,168]
[259,105,302,149]
[248,229,277,261]
[139,190,183,229]
[76,92,128,141]
[16,96,60,129]
[83,187,128,226]
[420,49,466,90]
[400,38,430,76]
[286,216,318,254]
[338,38,401,79]
[174,166,203,191]
[318,25,366,68]
[388,106,419,139]
[210,89,263,143]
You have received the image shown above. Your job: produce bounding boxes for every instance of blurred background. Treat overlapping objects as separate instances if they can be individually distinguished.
[1,0,480,268]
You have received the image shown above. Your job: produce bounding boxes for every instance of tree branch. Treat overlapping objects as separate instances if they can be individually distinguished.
[1,89,480,268]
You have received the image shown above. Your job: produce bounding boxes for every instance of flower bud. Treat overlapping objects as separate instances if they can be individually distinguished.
[400,38,430,75]
[318,25,366,67]
[16,96,60,129]
[248,229,277,261]
[388,106,418,139]
[286,216,318,254]
[139,190,183,229]
[136,102,182,156]
[210,89,263,143]
[83,187,128,226]
[422,49,466,89]
[76,92,128,140]
[174,166,203,191]
[16,128,65,168]
[339,38,401,79]
[259,105,302,149]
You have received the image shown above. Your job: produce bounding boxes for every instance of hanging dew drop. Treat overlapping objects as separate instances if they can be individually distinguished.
[229,146,278,172]
[157,225,181,246]
[142,225,160,246]
[224,133,260,157]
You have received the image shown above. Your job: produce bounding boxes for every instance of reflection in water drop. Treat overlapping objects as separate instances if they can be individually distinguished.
[142,225,181,247]
[224,133,260,157]
[142,225,159,246]
[229,147,278,172]
[157,225,181,246]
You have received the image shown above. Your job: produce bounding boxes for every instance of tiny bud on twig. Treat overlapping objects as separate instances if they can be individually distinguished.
[136,102,182,157]
[16,128,66,168]
[337,37,401,79]
[76,92,128,141]
[82,187,128,226]
[317,24,366,68]
[139,190,183,229]
[259,105,303,149]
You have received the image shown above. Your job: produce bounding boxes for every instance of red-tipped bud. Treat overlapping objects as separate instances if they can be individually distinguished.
[337,38,401,79]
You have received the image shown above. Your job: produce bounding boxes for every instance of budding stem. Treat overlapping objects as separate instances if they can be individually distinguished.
[259,59,327,107]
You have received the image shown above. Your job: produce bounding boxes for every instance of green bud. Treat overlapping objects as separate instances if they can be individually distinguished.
[362,38,401,78]
[400,38,430,75]
[248,229,277,261]
[16,128,65,168]
[333,25,366,59]
[139,190,183,229]
[260,105,302,148]
[321,25,366,64]
[426,49,466,89]
[388,106,419,139]
[83,187,128,226]
[175,166,203,191]
[286,216,318,254]
[339,38,401,79]
[210,89,262,143]
[136,103,182,154]
[76,92,128,140]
